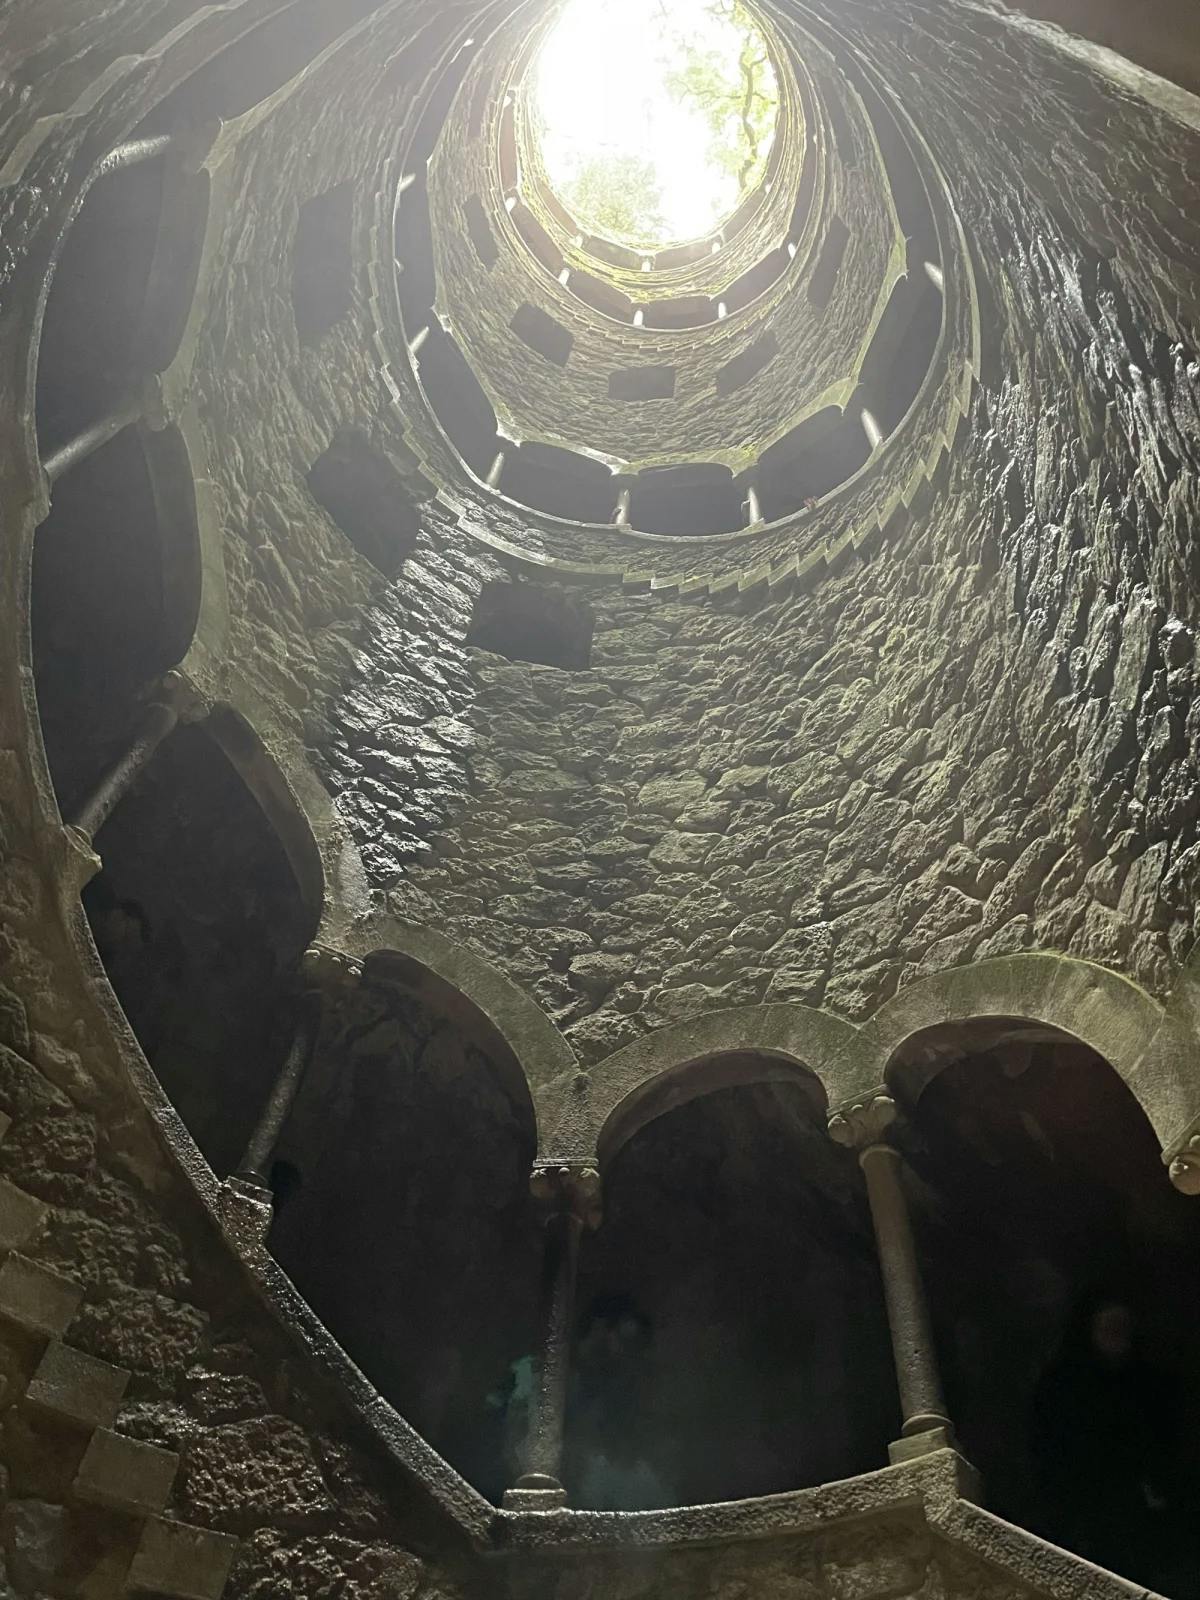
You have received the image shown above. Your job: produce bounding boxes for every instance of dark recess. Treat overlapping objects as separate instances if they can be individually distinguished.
[292,182,355,344]
[308,428,421,576]
[468,581,594,669]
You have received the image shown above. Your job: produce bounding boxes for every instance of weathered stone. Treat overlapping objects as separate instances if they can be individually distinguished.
[635,772,707,817]
[183,1416,336,1531]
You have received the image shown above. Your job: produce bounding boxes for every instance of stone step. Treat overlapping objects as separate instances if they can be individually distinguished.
[0,1252,84,1337]
[74,1427,180,1516]
[0,1176,48,1252]
[25,1339,130,1429]
[127,1517,238,1600]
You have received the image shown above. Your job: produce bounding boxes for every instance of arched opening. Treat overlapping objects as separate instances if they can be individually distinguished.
[82,722,317,1175]
[35,144,209,462]
[891,1021,1200,1595]
[417,326,499,478]
[269,953,540,1502]
[631,462,742,536]
[858,265,942,437]
[807,214,850,312]
[567,1059,897,1507]
[395,172,436,333]
[35,154,167,454]
[31,422,201,817]
[757,405,870,518]
[500,442,615,524]
[465,194,499,268]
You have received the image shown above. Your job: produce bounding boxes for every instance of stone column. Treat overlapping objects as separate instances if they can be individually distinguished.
[102,133,175,175]
[828,1093,955,1462]
[67,672,185,839]
[234,983,325,1190]
[219,948,359,1249]
[503,1162,601,1510]
[42,401,142,484]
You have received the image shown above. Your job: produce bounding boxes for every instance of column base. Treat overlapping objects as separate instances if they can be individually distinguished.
[888,1423,955,1464]
[217,1175,274,1249]
[502,1473,569,1510]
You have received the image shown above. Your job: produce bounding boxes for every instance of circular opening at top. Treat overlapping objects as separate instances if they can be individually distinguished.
[533,0,779,251]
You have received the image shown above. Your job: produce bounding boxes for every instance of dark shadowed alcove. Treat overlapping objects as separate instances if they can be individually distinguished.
[468,582,594,669]
[35,151,208,457]
[567,1070,897,1508]
[35,155,167,454]
[82,722,316,1175]
[31,423,201,816]
[269,958,540,1501]
[893,1025,1200,1595]
[307,428,421,575]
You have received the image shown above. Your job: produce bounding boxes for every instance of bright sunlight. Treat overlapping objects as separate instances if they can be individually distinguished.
[534,0,779,251]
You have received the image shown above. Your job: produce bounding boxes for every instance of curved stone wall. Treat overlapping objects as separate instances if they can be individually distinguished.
[3,0,1200,1593]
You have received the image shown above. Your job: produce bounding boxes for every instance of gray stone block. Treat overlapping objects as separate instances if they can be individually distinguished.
[128,1518,238,1600]
[0,1253,83,1337]
[0,1178,47,1251]
[25,1340,129,1429]
[73,1427,179,1515]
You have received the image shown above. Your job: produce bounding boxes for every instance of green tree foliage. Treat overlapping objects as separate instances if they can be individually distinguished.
[662,0,775,194]
[560,153,667,246]
[538,0,777,247]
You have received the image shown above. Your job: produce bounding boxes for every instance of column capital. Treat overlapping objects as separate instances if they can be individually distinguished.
[529,1162,602,1229]
[827,1092,898,1152]
[299,942,363,993]
[1168,1129,1200,1196]
[147,668,209,729]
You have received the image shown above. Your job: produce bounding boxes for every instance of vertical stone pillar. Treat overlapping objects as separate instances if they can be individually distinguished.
[67,672,186,840]
[219,949,354,1249]
[503,1163,601,1510]
[234,983,325,1189]
[828,1093,955,1462]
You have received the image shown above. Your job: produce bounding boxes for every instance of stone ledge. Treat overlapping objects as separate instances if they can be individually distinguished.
[127,1517,239,1600]
[491,1450,967,1553]
[0,1252,84,1337]
[74,1427,179,1516]
[25,1339,130,1429]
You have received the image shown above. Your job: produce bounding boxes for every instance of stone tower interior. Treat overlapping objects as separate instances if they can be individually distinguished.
[4,0,1200,1595]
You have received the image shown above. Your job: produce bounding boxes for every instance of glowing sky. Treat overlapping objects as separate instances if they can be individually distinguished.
[534,0,776,246]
